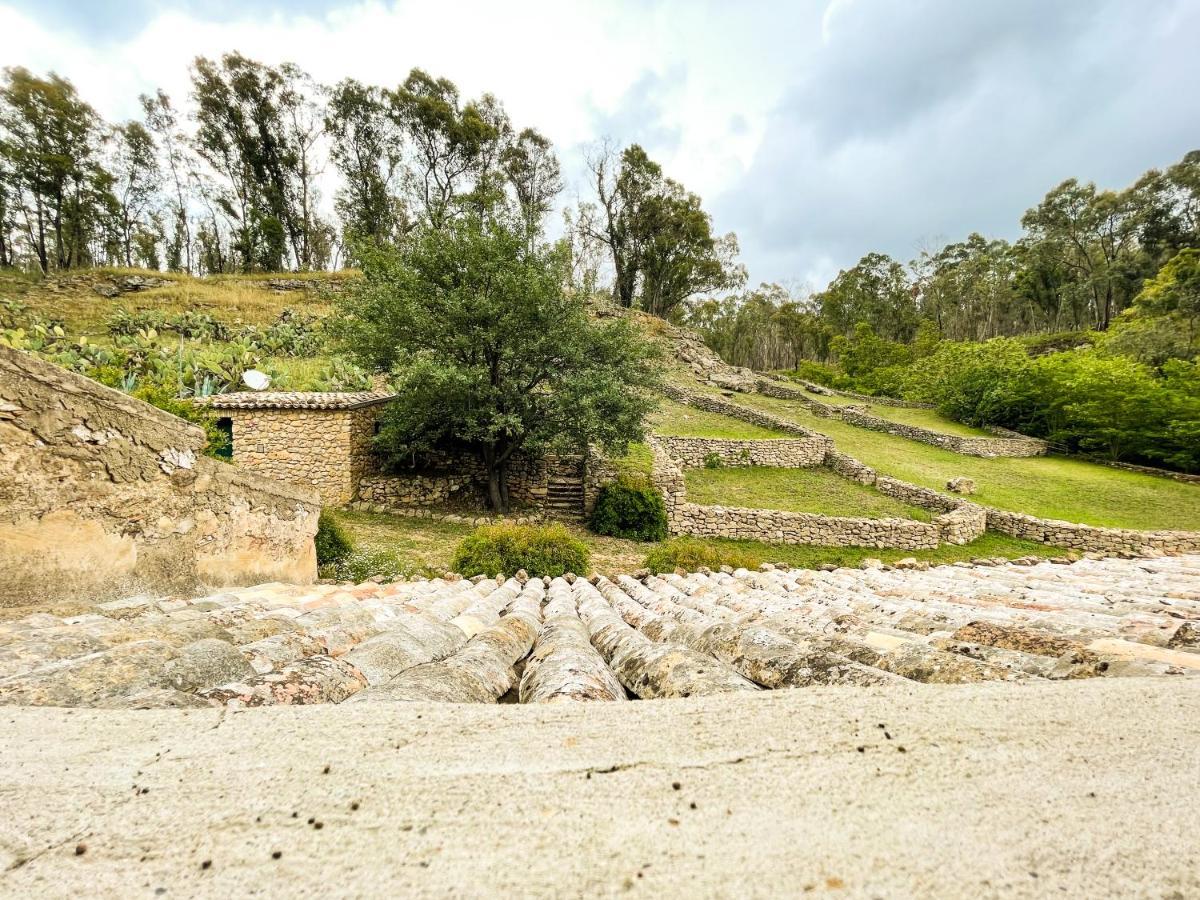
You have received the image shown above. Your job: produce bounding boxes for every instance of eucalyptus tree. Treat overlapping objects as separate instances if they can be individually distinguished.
[0,67,108,271]
[579,142,742,316]
[141,89,193,271]
[107,121,159,267]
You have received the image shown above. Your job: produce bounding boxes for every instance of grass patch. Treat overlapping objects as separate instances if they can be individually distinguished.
[324,508,474,576]
[20,272,335,336]
[609,442,654,481]
[734,392,1200,531]
[683,466,932,520]
[651,397,789,439]
[864,404,993,437]
[643,532,1066,573]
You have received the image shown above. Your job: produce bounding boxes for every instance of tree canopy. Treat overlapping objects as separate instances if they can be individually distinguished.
[336,212,661,511]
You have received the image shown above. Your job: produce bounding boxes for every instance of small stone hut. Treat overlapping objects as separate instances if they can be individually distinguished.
[204,391,395,505]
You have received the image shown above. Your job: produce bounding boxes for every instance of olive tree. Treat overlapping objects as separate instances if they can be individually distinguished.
[336,212,661,512]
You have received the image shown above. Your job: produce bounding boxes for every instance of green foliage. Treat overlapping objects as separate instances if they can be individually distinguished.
[319,547,409,582]
[784,359,847,388]
[702,452,724,469]
[451,523,590,577]
[587,480,668,542]
[642,537,762,574]
[830,322,913,379]
[314,510,354,566]
[127,381,231,458]
[581,143,743,317]
[818,252,918,343]
[338,212,661,511]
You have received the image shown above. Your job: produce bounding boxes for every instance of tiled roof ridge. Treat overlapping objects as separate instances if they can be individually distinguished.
[200,390,396,410]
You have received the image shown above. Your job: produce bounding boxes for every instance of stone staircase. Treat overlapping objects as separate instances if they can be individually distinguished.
[1,555,1197,709]
[543,458,585,519]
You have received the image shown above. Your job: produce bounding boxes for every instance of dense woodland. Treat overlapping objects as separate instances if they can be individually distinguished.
[1,57,1197,473]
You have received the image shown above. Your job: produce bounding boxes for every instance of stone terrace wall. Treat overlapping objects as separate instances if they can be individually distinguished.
[669,502,942,549]
[0,347,319,607]
[838,407,1048,458]
[647,437,975,549]
[985,508,1200,555]
[357,451,551,511]
[655,436,827,469]
[782,377,936,408]
[662,383,830,441]
[755,378,1047,458]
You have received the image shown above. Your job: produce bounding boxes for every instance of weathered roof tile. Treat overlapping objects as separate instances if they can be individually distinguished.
[199,391,395,411]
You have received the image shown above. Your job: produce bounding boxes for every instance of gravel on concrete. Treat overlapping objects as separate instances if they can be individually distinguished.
[1,678,1198,898]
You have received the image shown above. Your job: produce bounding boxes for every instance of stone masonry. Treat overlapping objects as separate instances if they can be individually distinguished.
[756,379,1047,458]
[203,391,394,506]
[655,436,828,469]
[0,348,320,607]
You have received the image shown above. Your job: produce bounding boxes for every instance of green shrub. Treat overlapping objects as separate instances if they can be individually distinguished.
[702,452,724,469]
[319,548,409,582]
[786,359,844,388]
[452,523,590,577]
[588,480,668,542]
[643,538,761,574]
[314,510,354,566]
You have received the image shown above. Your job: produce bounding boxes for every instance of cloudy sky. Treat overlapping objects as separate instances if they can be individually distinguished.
[2,0,1197,289]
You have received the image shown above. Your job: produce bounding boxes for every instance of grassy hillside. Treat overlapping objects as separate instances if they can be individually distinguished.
[733,392,1200,531]
[5,268,1196,541]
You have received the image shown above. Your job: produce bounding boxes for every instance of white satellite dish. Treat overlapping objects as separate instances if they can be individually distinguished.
[242,369,271,391]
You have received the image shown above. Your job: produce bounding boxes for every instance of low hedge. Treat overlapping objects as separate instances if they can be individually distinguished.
[642,537,762,574]
[452,523,590,578]
[588,479,668,542]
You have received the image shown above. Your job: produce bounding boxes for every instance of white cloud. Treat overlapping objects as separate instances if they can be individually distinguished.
[1,0,1195,288]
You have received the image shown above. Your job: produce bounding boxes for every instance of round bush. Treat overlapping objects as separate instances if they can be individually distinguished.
[314,510,354,566]
[452,523,590,578]
[588,481,668,542]
[642,538,761,574]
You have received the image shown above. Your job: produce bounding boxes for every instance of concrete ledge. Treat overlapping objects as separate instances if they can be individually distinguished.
[1,679,1197,897]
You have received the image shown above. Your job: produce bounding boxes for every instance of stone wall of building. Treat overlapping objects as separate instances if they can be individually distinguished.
[654,436,828,469]
[222,407,373,505]
[0,347,319,608]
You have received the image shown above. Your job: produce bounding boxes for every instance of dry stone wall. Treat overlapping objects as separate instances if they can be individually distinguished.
[358,451,552,512]
[661,384,829,440]
[655,436,828,469]
[755,379,1046,457]
[0,347,319,608]
[985,508,1200,555]
[647,437,981,548]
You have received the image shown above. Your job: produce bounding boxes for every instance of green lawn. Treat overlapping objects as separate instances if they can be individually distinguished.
[325,507,1068,583]
[608,442,654,481]
[864,404,994,438]
[650,397,790,439]
[684,466,932,520]
[643,532,1068,574]
[733,393,1200,531]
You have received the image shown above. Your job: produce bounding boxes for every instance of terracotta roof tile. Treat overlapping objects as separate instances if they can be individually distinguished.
[199,390,395,411]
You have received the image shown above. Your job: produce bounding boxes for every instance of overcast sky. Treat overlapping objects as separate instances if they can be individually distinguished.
[2,0,1197,289]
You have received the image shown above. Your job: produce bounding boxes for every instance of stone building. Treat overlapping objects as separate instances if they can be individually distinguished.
[204,391,395,505]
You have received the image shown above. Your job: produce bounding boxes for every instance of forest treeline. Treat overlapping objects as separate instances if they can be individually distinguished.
[0,57,738,325]
[687,150,1200,368]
